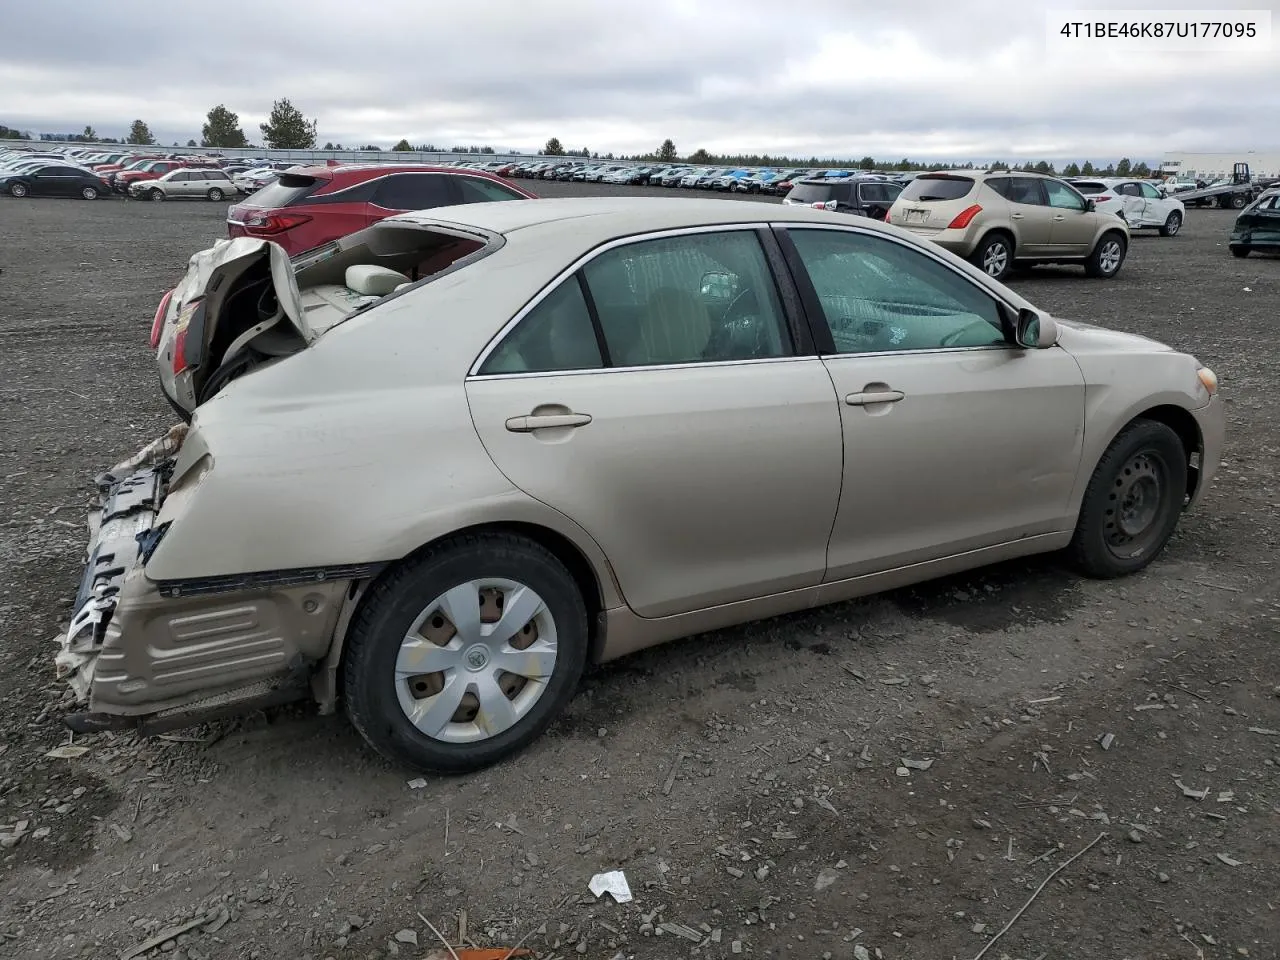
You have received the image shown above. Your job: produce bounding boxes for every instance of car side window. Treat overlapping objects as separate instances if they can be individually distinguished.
[1044,179,1086,210]
[986,177,1014,199]
[788,228,1006,355]
[582,230,792,366]
[456,177,525,203]
[479,277,602,375]
[1117,183,1140,197]
[372,173,453,210]
[1006,177,1046,205]
[1139,182,1162,199]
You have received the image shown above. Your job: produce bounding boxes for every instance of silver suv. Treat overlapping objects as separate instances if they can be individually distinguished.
[886,170,1130,280]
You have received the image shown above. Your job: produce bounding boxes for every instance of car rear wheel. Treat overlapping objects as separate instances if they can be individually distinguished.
[343,533,589,773]
[1231,195,1247,209]
[1159,211,1182,237]
[207,187,224,201]
[971,233,1013,281]
[1068,419,1187,578]
[149,188,165,202]
[80,185,99,200]
[1084,232,1126,278]
[1230,245,1250,258]
[9,182,28,198]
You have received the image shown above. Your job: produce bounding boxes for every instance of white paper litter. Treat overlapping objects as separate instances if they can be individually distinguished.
[45,745,90,759]
[406,778,428,789]
[588,870,633,903]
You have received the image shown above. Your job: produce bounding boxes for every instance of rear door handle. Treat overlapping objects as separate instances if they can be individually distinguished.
[505,413,592,432]
[846,390,904,406]
[1052,215,1066,221]
[1010,213,1024,219]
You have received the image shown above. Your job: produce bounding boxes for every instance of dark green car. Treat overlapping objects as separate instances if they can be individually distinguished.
[1230,189,1280,257]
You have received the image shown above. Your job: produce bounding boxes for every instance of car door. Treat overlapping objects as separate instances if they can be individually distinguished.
[778,225,1086,580]
[1138,181,1167,225]
[465,225,845,619]
[33,165,78,197]
[1002,177,1055,255]
[1042,179,1098,254]
[1114,181,1147,223]
[369,173,455,222]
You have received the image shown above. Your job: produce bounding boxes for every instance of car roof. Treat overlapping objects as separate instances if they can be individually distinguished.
[389,195,893,240]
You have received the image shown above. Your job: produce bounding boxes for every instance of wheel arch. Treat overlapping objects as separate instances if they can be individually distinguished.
[1079,404,1203,512]
[977,225,1017,255]
[318,520,614,712]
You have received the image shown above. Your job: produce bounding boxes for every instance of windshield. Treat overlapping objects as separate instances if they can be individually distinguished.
[899,175,975,202]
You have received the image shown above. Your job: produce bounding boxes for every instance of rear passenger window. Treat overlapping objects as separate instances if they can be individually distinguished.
[479,278,602,375]
[372,174,454,210]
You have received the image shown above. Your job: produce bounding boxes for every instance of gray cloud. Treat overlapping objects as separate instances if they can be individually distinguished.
[3,0,1278,163]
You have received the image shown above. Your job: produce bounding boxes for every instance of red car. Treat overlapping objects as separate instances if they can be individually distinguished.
[225,164,537,255]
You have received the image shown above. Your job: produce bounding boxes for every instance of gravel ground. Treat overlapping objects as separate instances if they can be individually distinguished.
[1,183,1278,960]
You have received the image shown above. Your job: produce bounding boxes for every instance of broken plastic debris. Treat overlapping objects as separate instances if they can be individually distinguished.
[407,778,428,789]
[902,758,934,771]
[589,870,633,903]
[44,744,90,759]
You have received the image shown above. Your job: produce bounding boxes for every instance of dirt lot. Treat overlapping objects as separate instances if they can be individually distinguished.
[1,183,1277,960]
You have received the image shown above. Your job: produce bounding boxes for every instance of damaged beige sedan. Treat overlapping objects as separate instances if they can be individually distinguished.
[59,197,1224,772]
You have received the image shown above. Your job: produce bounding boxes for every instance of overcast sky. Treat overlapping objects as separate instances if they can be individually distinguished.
[2,0,1277,163]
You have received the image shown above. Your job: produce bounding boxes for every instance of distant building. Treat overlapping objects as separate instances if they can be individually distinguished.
[1160,152,1280,179]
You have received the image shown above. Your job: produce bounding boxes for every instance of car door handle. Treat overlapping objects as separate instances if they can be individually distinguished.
[1052,215,1066,221]
[505,413,592,432]
[1010,213,1024,219]
[845,390,904,406]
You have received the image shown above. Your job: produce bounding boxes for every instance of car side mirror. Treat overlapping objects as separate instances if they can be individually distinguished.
[1015,308,1058,348]
[1084,199,1096,212]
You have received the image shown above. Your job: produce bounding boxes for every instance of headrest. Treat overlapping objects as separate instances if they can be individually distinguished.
[345,264,411,297]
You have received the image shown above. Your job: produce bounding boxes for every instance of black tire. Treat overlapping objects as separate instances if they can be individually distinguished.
[1231,194,1247,209]
[1068,419,1188,578]
[81,185,99,200]
[1159,211,1182,237]
[9,182,28,198]
[1230,245,1250,258]
[1084,231,1127,278]
[149,188,165,202]
[343,533,589,773]
[207,187,224,201]
[970,233,1014,281]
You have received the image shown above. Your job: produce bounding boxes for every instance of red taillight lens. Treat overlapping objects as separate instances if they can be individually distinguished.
[947,204,983,229]
[244,212,312,234]
[172,327,188,374]
[1095,195,1113,202]
[149,289,174,349]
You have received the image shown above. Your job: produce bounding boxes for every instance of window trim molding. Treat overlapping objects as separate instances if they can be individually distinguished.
[467,222,794,379]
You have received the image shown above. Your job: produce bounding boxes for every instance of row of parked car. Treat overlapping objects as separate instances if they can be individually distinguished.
[0,146,295,201]
[462,157,926,196]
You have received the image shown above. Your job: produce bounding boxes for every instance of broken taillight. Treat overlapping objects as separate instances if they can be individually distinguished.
[244,212,312,234]
[149,289,174,349]
[947,204,983,229]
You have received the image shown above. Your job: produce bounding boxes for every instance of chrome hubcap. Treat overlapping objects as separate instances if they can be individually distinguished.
[983,243,1009,275]
[1167,215,1180,234]
[395,578,557,743]
[1099,241,1122,273]
[1105,452,1165,548]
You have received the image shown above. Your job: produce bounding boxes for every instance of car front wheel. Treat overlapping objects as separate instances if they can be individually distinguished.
[81,185,100,200]
[1230,245,1250,258]
[1084,232,1127,278]
[1068,419,1188,578]
[9,182,28,198]
[343,533,589,773]
[149,188,165,202]
[207,187,224,201]
[1159,211,1182,237]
